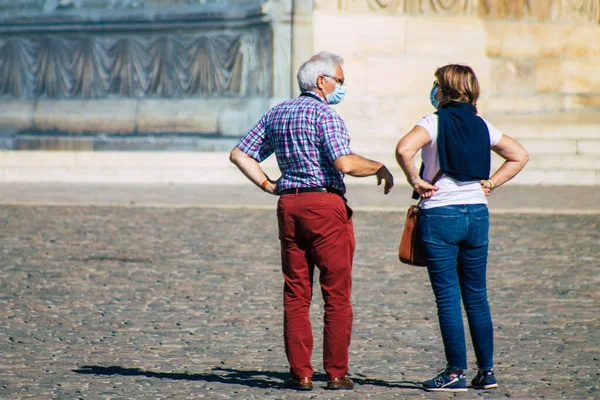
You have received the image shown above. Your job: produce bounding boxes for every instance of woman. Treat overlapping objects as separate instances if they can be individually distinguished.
[395,64,529,392]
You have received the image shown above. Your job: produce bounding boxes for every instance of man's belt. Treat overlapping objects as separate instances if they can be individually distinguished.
[279,187,344,197]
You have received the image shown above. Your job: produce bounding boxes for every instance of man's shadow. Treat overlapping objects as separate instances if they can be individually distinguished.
[73,365,424,390]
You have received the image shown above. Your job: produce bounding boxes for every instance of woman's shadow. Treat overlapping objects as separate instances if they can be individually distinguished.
[73,365,424,390]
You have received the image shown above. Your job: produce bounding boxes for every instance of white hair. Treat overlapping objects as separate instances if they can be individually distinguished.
[297,52,344,93]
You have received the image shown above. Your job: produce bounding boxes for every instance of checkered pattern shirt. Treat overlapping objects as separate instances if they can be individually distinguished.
[235,93,354,193]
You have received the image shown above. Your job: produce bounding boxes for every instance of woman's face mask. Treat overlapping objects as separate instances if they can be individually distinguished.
[325,82,347,105]
[430,83,440,109]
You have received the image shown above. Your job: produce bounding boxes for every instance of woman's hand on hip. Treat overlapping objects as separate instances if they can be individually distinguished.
[413,179,439,198]
[480,179,494,196]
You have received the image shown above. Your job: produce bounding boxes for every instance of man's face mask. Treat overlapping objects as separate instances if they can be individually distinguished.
[323,76,347,105]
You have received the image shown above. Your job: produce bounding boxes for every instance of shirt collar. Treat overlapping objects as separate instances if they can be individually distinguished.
[301,90,326,103]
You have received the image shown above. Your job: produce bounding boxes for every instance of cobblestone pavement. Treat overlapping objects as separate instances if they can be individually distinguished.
[0,184,598,399]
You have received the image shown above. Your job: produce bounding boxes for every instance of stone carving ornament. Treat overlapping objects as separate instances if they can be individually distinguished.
[314,0,599,22]
[367,0,402,11]
[0,0,262,11]
[0,31,272,99]
[482,0,599,22]
[562,0,600,22]
[314,0,476,13]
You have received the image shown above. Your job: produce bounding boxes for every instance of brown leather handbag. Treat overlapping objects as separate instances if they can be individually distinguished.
[398,171,443,266]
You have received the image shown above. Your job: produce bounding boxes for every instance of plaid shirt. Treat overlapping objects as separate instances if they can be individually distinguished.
[236,92,354,193]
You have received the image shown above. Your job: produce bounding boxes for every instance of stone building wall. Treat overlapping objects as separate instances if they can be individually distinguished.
[313,0,600,135]
[0,0,598,184]
[312,0,600,184]
[0,0,313,150]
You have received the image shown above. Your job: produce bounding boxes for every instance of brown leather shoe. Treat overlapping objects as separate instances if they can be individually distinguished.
[283,376,313,391]
[327,375,355,390]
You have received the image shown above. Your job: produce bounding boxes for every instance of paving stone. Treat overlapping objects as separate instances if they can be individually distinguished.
[0,185,598,399]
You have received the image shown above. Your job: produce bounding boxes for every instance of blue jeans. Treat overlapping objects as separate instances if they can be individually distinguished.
[419,204,493,371]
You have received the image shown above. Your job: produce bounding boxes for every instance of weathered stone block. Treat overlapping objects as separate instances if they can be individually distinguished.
[481,95,564,116]
[34,100,137,134]
[362,54,491,101]
[485,22,534,58]
[564,95,600,110]
[491,112,600,140]
[513,169,596,185]
[577,140,600,155]
[0,101,34,130]
[526,154,600,170]
[112,168,163,183]
[561,60,600,94]
[271,22,293,98]
[313,14,406,55]
[3,166,116,183]
[336,96,430,140]
[536,24,570,58]
[365,55,440,95]
[14,136,94,151]
[159,154,280,184]
[136,99,218,134]
[490,60,536,96]
[485,22,566,59]
[405,16,486,56]
[535,61,562,94]
[564,25,600,57]
[0,150,77,167]
[217,98,270,137]
[314,0,368,14]
[519,139,577,155]
[76,152,159,168]
[536,59,600,95]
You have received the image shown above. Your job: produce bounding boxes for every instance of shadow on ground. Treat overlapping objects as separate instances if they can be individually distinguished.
[73,365,424,391]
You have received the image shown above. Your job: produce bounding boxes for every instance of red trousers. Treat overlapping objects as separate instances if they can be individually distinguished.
[277,191,355,379]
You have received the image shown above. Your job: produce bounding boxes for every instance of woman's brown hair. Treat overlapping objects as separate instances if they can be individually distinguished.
[435,64,480,112]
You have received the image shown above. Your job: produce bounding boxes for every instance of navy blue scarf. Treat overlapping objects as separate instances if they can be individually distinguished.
[436,102,491,182]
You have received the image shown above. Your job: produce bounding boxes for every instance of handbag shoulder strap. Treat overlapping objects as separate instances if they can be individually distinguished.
[431,170,444,185]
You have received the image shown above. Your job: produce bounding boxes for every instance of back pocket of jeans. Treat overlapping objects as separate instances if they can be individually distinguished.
[421,214,460,245]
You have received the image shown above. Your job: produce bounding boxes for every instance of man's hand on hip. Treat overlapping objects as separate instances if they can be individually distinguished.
[263,179,280,195]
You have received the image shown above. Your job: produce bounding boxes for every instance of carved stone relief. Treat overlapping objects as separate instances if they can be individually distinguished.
[314,0,478,13]
[426,0,476,14]
[367,0,403,11]
[314,0,599,23]
[561,0,600,22]
[0,29,273,99]
[481,0,600,22]
[0,0,265,12]
[0,0,45,12]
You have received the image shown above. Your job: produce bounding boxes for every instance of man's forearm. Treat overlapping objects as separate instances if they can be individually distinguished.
[334,154,383,177]
[230,147,269,188]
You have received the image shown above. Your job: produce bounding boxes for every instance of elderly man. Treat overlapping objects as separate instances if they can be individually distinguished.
[230,52,393,391]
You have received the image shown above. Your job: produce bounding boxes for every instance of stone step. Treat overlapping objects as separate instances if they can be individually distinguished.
[0,150,597,185]
[364,152,600,172]
[361,152,600,186]
[0,110,597,185]
[491,112,600,140]
[0,151,277,184]
[346,111,600,159]
[351,136,600,156]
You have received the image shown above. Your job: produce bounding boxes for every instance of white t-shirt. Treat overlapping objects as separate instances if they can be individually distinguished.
[416,113,503,209]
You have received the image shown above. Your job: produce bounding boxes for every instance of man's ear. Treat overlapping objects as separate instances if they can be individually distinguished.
[316,76,324,90]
